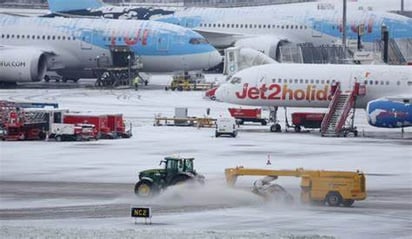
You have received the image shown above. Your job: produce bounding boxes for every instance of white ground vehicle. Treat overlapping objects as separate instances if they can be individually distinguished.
[49,123,97,141]
[215,117,237,138]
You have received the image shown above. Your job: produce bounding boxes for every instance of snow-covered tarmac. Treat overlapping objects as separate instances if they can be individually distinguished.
[0,80,411,239]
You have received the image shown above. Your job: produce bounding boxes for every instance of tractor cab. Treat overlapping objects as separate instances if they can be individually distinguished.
[135,156,204,198]
[161,157,196,184]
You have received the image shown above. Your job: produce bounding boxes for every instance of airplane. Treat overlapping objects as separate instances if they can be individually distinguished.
[55,0,412,62]
[45,0,176,20]
[214,63,412,131]
[0,14,221,85]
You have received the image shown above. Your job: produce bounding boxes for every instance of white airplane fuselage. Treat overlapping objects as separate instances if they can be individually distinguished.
[215,64,412,108]
[0,15,221,82]
[156,2,412,50]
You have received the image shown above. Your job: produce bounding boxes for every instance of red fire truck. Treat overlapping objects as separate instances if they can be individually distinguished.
[107,114,132,138]
[63,114,112,139]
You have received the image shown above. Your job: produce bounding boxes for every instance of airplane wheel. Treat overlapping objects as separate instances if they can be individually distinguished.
[270,124,281,132]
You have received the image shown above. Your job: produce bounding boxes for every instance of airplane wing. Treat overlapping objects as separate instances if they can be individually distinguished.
[0,12,30,17]
[193,28,247,49]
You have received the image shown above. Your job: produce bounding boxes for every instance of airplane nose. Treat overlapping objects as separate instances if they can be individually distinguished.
[214,84,226,102]
[208,50,222,69]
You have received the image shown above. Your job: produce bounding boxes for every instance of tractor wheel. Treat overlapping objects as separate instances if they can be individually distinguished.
[342,199,355,207]
[326,192,342,207]
[171,174,191,186]
[134,180,158,198]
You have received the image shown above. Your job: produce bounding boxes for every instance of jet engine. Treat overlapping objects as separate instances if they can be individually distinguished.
[234,36,288,61]
[0,48,48,83]
[366,98,412,128]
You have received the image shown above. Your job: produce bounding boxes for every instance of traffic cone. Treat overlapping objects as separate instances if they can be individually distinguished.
[266,154,272,165]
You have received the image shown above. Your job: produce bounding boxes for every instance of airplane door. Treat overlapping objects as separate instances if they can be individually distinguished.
[81,31,93,50]
[312,22,323,38]
[157,33,169,51]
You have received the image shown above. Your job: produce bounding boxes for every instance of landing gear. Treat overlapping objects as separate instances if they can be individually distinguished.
[269,106,282,132]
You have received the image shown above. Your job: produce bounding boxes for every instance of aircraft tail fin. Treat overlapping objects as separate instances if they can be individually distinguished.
[48,0,104,13]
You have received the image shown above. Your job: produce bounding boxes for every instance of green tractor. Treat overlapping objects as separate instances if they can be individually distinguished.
[134,157,205,198]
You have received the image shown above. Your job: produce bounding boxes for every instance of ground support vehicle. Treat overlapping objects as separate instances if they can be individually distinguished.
[49,123,97,141]
[134,157,205,198]
[286,112,325,132]
[165,72,215,91]
[228,108,267,125]
[0,101,67,141]
[107,114,132,138]
[215,117,238,137]
[225,167,366,207]
[63,114,112,139]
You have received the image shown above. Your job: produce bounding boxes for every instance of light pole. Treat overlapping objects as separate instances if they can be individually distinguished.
[342,0,347,47]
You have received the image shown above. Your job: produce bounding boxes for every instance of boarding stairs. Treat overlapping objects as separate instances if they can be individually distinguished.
[321,82,364,137]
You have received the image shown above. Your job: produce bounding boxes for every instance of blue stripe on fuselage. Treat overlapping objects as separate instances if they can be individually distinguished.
[156,12,412,43]
[0,15,215,56]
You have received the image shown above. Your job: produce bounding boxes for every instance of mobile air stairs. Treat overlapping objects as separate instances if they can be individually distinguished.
[321,82,366,137]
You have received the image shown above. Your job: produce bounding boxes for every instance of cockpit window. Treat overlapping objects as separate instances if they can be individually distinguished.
[230,77,242,84]
[189,38,208,44]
